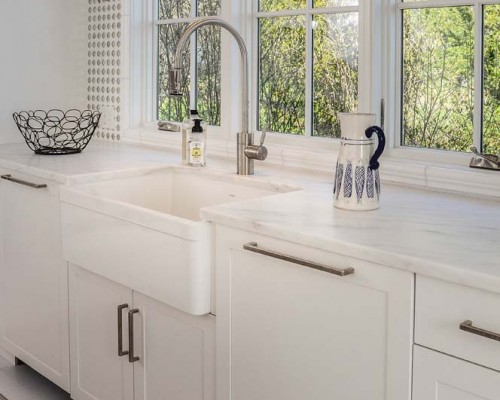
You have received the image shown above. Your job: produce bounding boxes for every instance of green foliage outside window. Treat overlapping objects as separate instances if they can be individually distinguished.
[156,0,499,154]
[403,5,500,154]
[258,3,359,137]
[157,0,221,126]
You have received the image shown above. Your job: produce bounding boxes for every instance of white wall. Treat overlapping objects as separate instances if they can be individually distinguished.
[0,0,87,144]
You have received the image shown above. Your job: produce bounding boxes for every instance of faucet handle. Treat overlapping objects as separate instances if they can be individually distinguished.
[260,130,267,146]
[244,131,268,162]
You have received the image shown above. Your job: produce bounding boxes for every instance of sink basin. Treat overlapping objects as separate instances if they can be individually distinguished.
[60,166,300,315]
[69,166,294,221]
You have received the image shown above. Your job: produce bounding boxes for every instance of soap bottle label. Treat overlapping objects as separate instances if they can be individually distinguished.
[189,141,204,165]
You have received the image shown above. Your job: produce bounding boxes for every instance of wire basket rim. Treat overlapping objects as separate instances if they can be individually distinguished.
[12,108,101,155]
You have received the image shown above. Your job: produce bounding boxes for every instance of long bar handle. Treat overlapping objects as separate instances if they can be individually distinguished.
[460,320,500,342]
[117,304,129,357]
[243,242,355,277]
[1,174,47,189]
[128,309,140,363]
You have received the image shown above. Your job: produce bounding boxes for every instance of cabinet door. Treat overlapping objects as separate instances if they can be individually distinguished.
[69,265,134,400]
[133,292,215,400]
[216,226,414,400]
[0,171,69,390]
[413,345,500,400]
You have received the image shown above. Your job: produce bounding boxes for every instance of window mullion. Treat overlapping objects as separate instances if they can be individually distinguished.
[305,0,313,137]
[473,1,484,150]
[358,0,374,113]
[189,35,197,110]
[190,0,197,110]
[395,0,403,149]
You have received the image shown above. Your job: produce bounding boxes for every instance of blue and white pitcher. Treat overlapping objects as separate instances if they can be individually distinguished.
[333,113,386,211]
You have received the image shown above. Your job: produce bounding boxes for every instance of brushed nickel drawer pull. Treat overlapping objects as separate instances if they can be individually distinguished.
[243,242,355,277]
[128,309,140,363]
[460,320,500,342]
[117,304,129,357]
[1,174,47,189]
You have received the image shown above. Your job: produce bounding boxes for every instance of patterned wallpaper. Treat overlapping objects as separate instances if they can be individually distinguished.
[87,0,123,141]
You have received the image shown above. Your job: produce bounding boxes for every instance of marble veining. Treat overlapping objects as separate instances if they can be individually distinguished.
[0,142,499,294]
[0,142,177,184]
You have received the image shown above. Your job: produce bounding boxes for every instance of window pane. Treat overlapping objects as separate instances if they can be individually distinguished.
[313,13,358,137]
[402,7,474,151]
[197,26,221,125]
[157,24,190,122]
[314,0,358,8]
[483,5,500,154]
[259,0,306,12]
[258,16,306,134]
[197,0,220,17]
[158,0,190,20]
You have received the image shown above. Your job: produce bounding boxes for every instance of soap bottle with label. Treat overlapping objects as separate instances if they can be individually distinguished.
[182,109,199,165]
[188,119,206,167]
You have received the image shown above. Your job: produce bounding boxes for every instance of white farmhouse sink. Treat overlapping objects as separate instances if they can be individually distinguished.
[60,166,299,315]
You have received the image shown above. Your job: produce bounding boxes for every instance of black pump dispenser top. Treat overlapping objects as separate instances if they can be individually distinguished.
[192,119,203,133]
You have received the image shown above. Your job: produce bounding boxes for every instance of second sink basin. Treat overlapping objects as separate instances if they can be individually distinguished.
[60,166,300,315]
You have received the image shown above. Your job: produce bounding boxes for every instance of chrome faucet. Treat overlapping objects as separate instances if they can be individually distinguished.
[168,17,267,175]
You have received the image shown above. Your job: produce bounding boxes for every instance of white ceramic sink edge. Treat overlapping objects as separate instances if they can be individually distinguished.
[60,184,206,240]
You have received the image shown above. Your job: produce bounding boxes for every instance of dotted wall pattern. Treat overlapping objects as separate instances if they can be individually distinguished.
[87,0,122,141]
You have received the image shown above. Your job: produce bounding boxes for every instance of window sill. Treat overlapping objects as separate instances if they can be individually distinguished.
[122,127,500,200]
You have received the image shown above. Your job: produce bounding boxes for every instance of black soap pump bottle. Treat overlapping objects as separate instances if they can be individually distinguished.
[188,119,206,167]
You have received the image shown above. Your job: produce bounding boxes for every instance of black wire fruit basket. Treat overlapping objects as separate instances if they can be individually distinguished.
[12,109,101,155]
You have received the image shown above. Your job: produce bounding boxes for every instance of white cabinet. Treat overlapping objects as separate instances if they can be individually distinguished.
[69,265,215,400]
[416,275,500,371]
[133,292,215,400]
[414,276,500,399]
[0,170,69,391]
[69,264,134,400]
[413,345,500,400]
[215,226,414,400]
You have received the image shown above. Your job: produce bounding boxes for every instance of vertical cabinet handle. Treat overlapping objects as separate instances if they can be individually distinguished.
[128,309,140,363]
[117,304,129,357]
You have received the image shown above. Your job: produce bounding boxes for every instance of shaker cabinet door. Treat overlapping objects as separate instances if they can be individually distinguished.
[133,291,215,400]
[69,264,134,400]
[0,171,70,390]
[413,345,500,400]
[216,226,414,400]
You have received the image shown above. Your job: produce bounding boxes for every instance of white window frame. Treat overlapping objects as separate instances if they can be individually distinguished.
[386,0,500,164]
[122,0,500,197]
[127,0,379,148]
[153,0,225,132]
[129,0,496,164]
[249,0,381,146]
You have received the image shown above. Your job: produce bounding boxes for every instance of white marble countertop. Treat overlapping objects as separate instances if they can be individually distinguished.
[1,141,499,294]
[0,141,178,184]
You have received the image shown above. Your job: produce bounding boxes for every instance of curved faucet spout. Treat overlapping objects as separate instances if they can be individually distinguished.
[169,17,265,175]
[170,17,249,137]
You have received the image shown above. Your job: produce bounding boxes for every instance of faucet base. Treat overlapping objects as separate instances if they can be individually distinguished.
[237,132,254,175]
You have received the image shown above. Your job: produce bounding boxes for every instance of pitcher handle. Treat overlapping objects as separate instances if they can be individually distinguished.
[365,126,386,170]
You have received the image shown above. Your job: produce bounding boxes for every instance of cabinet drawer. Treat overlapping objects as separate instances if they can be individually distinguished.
[413,345,500,400]
[415,276,500,371]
